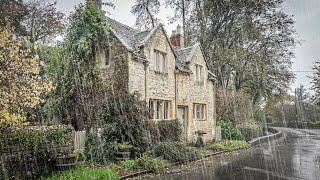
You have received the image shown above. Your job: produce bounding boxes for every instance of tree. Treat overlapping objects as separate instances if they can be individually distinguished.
[186,0,296,103]
[0,25,52,126]
[131,0,160,29]
[20,0,65,44]
[43,2,111,130]
[0,0,27,33]
[165,0,191,45]
[311,61,320,104]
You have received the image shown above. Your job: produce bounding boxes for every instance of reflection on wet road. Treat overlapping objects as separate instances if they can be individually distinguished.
[139,128,320,180]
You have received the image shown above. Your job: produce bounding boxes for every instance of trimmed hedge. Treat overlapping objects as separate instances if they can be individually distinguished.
[0,125,74,179]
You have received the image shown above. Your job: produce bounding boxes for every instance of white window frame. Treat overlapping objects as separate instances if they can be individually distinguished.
[153,49,166,73]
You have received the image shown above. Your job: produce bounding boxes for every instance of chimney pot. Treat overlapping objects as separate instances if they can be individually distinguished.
[177,24,181,34]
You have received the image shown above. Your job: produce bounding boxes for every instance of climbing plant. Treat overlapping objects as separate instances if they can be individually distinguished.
[44,1,110,130]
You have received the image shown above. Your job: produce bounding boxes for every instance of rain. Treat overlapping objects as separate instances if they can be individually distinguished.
[1,0,320,180]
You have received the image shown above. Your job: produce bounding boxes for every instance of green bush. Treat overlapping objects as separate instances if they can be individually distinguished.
[137,156,165,172]
[85,132,117,163]
[152,141,202,163]
[86,93,151,162]
[238,121,265,141]
[0,125,74,179]
[120,159,139,169]
[217,119,242,140]
[208,140,251,152]
[100,93,150,154]
[0,125,73,154]
[46,164,119,180]
[157,120,182,142]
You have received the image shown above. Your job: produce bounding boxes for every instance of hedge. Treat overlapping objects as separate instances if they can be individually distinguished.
[0,125,74,179]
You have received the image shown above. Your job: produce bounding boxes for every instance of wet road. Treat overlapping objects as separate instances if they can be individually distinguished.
[138,128,320,180]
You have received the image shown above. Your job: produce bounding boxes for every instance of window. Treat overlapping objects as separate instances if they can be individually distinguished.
[104,47,109,66]
[195,64,203,84]
[153,50,166,73]
[193,103,206,120]
[149,99,170,120]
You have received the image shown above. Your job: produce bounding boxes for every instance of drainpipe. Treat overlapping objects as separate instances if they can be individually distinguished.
[174,69,179,119]
[144,62,147,103]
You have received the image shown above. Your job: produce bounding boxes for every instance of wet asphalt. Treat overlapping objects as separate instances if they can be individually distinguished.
[138,128,320,180]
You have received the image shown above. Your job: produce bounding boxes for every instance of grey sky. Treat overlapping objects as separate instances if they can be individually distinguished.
[54,0,320,91]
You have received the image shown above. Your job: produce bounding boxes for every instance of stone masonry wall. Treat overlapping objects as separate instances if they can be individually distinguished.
[142,28,177,119]
[128,53,146,99]
[176,47,216,143]
[98,32,129,93]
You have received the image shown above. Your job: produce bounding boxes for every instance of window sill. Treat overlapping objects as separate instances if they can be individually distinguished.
[193,119,207,121]
[151,119,172,121]
[195,81,205,86]
[100,65,110,70]
[154,71,168,76]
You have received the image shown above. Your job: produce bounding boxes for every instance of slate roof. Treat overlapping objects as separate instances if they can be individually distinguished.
[174,46,194,72]
[106,17,213,76]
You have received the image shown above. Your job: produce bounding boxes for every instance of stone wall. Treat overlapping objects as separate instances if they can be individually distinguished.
[176,47,216,143]
[142,28,177,119]
[128,53,146,99]
[98,32,129,93]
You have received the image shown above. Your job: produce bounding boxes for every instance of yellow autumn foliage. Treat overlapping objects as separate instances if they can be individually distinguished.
[0,26,52,126]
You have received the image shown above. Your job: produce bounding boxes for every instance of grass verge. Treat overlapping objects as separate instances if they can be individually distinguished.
[208,140,251,152]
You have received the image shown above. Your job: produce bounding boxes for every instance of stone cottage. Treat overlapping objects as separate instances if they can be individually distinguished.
[96,17,217,142]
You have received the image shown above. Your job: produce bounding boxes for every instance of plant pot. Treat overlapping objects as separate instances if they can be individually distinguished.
[54,156,78,171]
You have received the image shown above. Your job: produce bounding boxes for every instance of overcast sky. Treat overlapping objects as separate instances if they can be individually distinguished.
[54,0,320,91]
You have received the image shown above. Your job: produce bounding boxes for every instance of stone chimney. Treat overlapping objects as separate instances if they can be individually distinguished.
[170,24,184,49]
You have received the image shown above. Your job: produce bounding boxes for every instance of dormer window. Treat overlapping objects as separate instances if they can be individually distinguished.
[153,49,166,73]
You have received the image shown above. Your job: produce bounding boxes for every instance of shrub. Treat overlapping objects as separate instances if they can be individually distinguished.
[137,156,165,172]
[208,140,251,152]
[85,132,117,163]
[217,119,242,140]
[120,159,139,169]
[86,93,151,162]
[152,141,202,163]
[0,125,74,179]
[46,164,119,180]
[100,92,150,155]
[157,120,182,142]
[238,121,265,141]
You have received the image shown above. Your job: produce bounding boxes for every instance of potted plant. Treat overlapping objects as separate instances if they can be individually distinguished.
[115,142,133,161]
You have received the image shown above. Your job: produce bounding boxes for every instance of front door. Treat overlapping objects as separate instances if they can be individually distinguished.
[178,106,188,141]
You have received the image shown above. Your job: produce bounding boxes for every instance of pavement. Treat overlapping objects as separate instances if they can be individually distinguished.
[137,128,320,180]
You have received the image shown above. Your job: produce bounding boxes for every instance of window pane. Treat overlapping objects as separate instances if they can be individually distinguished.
[193,105,195,119]
[149,100,154,119]
[201,105,204,119]
[196,105,201,119]
[156,101,160,119]
[164,101,168,119]
[200,66,203,82]
[161,54,165,72]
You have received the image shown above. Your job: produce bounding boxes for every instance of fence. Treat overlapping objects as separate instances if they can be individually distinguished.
[74,130,86,151]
